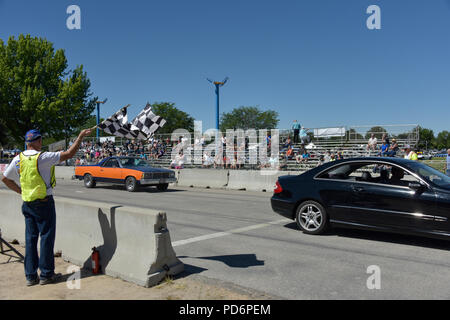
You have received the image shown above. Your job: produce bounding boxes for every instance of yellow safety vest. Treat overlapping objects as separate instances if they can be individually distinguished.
[19,152,56,202]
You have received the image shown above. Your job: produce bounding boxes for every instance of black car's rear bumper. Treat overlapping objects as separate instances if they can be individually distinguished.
[271,196,296,220]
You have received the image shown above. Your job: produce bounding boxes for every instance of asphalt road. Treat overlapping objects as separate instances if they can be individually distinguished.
[3,180,450,299]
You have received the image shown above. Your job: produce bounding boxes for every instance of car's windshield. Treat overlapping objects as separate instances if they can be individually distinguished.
[119,158,150,167]
[407,162,450,189]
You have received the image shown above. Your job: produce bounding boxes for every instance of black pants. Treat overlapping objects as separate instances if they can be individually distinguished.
[293,130,299,143]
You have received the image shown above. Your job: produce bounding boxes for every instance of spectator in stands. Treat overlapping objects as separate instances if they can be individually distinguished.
[317,155,325,167]
[202,152,213,168]
[300,127,310,145]
[285,145,294,160]
[268,155,278,169]
[292,120,300,144]
[278,156,288,171]
[382,133,390,146]
[367,134,377,151]
[387,139,399,157]
[446,149,450,176]
[283,136,292,149]
[379,140,389,157]
[75,158,81,166]
[214,151,224,169]
[403,145,418,161]
[337,152,344,160]
[296,149,310,164]
[170,151,186,169]
[324,151,331,163]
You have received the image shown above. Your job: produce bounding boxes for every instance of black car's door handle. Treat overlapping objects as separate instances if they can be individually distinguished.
[352,186,365,193]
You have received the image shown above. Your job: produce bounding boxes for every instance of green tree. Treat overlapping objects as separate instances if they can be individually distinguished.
[74,115,113,138]
[418,127,435,150]
[435,130,450,150]
[149,102,194,134]
[365,126,387,140]
[220,106,279,131]
[0,34,96,145]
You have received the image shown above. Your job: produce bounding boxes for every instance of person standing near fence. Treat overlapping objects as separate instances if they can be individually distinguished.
[446,149,450,176]
[1,128,92,286]
[403,145,418,161]
[292,120,300,144]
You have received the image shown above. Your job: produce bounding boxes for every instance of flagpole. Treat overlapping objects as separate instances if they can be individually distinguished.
[95,99,108,140]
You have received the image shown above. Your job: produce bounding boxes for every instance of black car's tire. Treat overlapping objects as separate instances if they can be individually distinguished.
[157,183,169,191]
[125,176,138,192]
[295,200,328,235]
[84,174,96,188]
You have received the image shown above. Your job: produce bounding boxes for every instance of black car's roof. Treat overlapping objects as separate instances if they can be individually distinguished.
[305,157,420,176]
[333,157,413,164]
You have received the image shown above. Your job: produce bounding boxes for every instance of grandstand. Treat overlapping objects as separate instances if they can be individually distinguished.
[66,124,419,171]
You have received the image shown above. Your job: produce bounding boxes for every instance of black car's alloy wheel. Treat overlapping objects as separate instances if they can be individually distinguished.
[296,201,328,235]
[84,174,96,188]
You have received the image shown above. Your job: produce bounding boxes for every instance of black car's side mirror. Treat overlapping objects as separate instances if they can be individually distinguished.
[408,182,425,191]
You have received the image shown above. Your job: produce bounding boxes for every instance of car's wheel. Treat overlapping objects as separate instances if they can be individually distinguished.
[84,174,96,188]
[125,176,138,192]
[295,200,328,235]
[157,183,169,191]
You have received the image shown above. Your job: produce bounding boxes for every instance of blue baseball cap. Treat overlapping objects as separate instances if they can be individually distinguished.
[25,129,42,143]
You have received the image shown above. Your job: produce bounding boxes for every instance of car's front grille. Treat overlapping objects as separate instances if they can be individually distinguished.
[144,172,171,179]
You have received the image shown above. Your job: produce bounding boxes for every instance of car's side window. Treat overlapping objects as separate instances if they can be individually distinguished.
[317,164,352,180]
[383,166,420,187]
[349,164,384,183]
[103,159,119,168]
[318,162,420,187]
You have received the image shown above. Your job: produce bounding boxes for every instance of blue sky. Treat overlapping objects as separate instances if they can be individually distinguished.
[1,0,449,134]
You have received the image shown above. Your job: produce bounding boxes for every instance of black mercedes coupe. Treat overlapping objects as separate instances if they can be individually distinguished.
[271,157,450,240]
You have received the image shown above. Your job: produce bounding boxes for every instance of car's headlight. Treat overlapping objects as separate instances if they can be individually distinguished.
[169,172,175,178]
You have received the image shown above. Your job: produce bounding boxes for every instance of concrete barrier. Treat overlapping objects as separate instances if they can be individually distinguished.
[226,170,285,192]
[0,190,183,287]
[55,166,75,180]
[177,169,229,188]
[226,170,307,192]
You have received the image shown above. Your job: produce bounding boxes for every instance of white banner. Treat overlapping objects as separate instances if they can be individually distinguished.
[100,136,116,143]
[313,127,346,138]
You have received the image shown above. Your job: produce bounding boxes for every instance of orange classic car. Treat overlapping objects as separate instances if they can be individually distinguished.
[74,156,177,192]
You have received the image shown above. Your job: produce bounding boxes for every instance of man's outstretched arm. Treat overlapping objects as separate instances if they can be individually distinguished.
[60,129,92,162]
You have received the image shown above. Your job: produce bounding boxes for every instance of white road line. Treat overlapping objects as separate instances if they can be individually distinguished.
[172,218,291,247]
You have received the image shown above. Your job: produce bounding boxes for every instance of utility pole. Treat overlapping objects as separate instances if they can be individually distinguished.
[96,99,108,141]
[207,77,229,130]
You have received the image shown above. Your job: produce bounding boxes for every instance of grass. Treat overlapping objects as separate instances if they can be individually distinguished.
[421,159,446,173]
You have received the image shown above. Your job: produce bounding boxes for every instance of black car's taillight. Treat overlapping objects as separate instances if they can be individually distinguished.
[274,181,283,194]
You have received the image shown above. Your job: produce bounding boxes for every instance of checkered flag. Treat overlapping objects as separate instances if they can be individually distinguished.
[97,106,138,139]
[131,103,167,139]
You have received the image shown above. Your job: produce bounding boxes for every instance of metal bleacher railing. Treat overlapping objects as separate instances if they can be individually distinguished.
[48,124,420,171]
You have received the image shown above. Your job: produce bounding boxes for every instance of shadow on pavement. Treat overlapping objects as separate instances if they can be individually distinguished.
[283,222,450,251]
[178,254,265,269]
[94,185,185,193]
